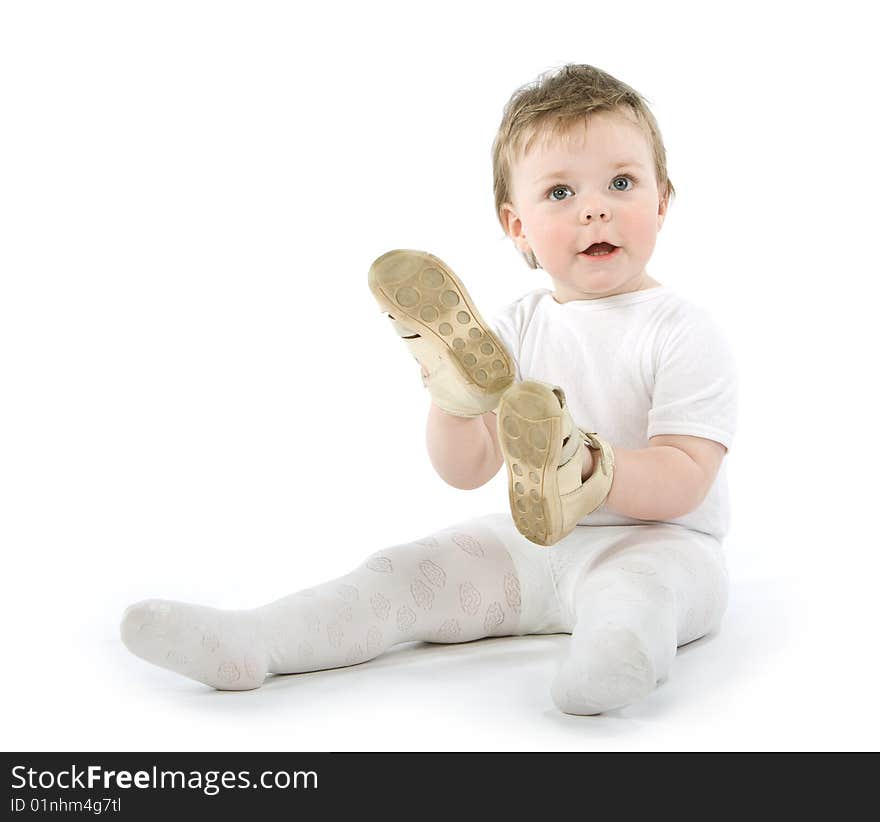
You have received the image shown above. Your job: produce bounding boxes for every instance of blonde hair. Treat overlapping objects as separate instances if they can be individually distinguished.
[491,64,675,269]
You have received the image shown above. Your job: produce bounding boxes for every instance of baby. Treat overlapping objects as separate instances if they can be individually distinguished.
[120,64,737,715]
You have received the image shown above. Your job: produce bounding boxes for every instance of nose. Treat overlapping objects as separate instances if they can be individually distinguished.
[580,200,611,223]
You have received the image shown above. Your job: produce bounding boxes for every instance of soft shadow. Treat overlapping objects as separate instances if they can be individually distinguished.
[183,576,794,727]
[260,632,568,690]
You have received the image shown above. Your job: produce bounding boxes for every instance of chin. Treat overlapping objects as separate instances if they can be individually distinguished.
[552,273,629,300]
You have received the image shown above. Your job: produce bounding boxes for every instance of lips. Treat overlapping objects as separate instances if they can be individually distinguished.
[584,242,618,255]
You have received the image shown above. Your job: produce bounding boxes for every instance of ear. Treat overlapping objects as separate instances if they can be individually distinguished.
[500,203,532,256]
[657,188,670,231]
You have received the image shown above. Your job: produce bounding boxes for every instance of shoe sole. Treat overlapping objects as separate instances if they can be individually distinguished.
[497,381,566,547]
[368,249,514,396]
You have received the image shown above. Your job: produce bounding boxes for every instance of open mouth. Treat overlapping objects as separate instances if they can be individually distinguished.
[580,242,620,259]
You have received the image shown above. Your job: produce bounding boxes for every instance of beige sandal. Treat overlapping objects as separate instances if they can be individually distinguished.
[369,249,515,417]
[497,380,615,546]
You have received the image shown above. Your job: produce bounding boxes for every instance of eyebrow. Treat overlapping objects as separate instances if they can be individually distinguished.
[534,160,647,184]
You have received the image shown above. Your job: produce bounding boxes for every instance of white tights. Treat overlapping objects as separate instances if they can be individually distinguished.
[120,514,728,715]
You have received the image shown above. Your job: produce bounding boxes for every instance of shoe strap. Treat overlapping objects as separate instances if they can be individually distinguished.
[554,393,580,467]
[580,431,615,505]
[558,427,582,467]
[556,430,615,521]
[388,316,420,339]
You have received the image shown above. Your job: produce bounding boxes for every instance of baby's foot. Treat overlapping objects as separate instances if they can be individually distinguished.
[368,249,514,417]
[120,599,268,690]
[550,623,657,715]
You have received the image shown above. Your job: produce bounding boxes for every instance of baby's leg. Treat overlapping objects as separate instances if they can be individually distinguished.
[550,524,728,715]
[120,517,528,690]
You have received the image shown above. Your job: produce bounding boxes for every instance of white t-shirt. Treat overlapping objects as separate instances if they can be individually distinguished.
[491,286,737,540]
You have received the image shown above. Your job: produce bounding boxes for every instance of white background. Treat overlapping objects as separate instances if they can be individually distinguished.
[2,0,878,751]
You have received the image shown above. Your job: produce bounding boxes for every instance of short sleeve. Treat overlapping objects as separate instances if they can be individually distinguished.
[647,307,738,449]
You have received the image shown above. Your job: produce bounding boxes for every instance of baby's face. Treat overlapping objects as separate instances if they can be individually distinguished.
[502,109,667,302]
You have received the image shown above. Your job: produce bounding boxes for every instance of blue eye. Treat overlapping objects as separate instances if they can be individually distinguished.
[611,175,636,191]
[548,185,572,201]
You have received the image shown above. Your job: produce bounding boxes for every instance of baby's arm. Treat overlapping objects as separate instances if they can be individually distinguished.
[426,403,503,490]
[582,433,726,520]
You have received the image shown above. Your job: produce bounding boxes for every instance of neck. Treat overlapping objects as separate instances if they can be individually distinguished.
[552,271,662,303]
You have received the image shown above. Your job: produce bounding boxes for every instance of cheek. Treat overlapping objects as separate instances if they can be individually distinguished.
[619,204,659,251]
[531,211,572,249]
